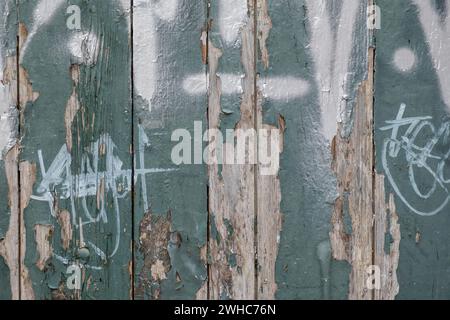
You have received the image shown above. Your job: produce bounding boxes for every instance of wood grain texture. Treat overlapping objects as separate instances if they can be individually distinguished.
[1,0,450,300]
[207,0,256,300]
[133,0,208,300]
[375,0,450,299]
[0,0,19,300]
[18,0,133,299]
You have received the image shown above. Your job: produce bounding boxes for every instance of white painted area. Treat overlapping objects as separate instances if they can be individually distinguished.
[413,0,450,110]
[0,78,11,160]
[393,47,416,73]
[182,73,208,95]
[69,32,99,65]
[217,73,244,95]
[218,0,248,46]
[183,73,310,100]
[260,76,310,102]
[305,0,360,142]
[134,0,178,112]
[20,0,65,61]
[152,0,178,21]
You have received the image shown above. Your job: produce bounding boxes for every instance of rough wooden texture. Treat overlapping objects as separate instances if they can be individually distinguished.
[18,0,133,299]
[133,0,208,300]
[0,0,17,300]
[255,0,284,300]
[207,2,256,299]
[375,0,450,299]
[331,48,375,300]
[2,0,450,300]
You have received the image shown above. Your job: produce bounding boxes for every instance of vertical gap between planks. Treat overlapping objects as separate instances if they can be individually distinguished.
[252,0,259,301]
[15,0,21,301]
[130,0,136,300]
[370,0,377,301]
[205,0,211,301]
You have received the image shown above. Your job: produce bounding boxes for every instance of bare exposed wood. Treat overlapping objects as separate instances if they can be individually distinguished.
[330,48,375,300]
[19,161,37,300]
[374,176,400,300]
[34,224,54,271]
[0,146,21,300]
[57,209,72,251]
[64,65,80,152]
[207,16,256,298]
[255,0,284,300]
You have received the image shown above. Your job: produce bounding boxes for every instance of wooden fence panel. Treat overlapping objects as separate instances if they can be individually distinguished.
[375,0,450,299]
[1,0,450,300]
[17,0,133,299]
[0,0,18,300]
[132,0,208,300]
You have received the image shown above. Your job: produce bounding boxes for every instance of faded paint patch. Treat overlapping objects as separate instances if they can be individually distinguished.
[34,224,54,271]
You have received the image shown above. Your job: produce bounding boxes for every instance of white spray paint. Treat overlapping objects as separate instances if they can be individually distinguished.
[69,32,100,66]
[31,126,176,267]
[20,0,65,61]
[393,47,417,73]
[183,73,310,101]
[218,0,249,47]
[0,0,14,160]
[134,0,178,112]
[380,103,450,216]
[413,0,450,110]
[305,0,360,142]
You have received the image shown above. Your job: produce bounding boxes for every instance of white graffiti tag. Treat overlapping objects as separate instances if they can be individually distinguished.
[31,126,176,268]
[380,104,450,216]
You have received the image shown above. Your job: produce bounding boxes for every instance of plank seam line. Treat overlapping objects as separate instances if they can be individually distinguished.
[205,0,211,301]
[253,0,259,301]
[130,0,136,300]
[370,0,377,302]
[16,0,22,301]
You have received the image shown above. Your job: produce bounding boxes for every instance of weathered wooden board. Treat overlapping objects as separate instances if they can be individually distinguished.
[1,0,450,300]
[206,0,257,300]
[17,0,133,299]
[0,0,18,301]
[375,0,450,299]
[132,0,208,300]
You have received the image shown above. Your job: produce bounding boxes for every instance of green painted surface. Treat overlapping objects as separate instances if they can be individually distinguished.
[262,0,353,300]
[0,0,448,300]
[375,0,450,299]
[19,0,132,299]
[133,0,208,300]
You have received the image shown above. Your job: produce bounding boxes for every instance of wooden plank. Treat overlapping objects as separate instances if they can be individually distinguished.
[206,0,257,300]
[0,0,18,300]
[18,0,133,299]
[133,0,208,300]
[260,0,372,299]
[375,0,450,299]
